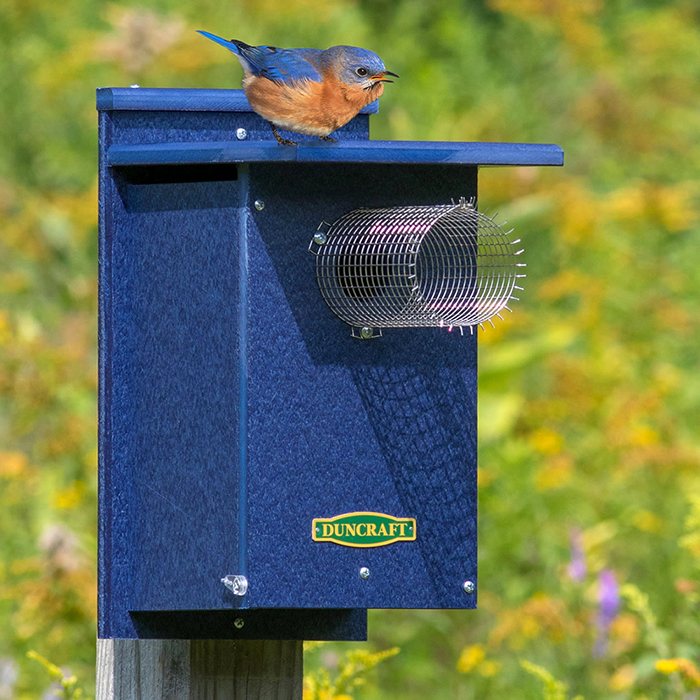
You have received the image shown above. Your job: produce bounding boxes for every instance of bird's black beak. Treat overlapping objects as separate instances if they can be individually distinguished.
[370,70,399,84]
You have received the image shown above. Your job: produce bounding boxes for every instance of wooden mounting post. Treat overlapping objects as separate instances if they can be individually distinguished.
[96,639,303,700]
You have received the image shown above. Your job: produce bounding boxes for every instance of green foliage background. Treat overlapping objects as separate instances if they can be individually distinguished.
[1,0,699,697]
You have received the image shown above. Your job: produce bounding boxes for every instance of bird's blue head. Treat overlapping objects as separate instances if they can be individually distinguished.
[325,46,398,91]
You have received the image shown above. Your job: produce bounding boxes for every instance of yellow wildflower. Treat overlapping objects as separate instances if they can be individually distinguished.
[609,664,636,691]
[478,468,495,488]
[0,310,10,345]
[530,428,564,455]
[610,613,640,655]
[535,455,573,492]
[605,185,646,222]
[53,481,86,510]
[654,182,699,233]
[656,659,681,674]
[632,510,664,534]
[479,660,502,677]
[457,644,486,673]
[0,451,29,478]
[656,658,700,686]
[489,594,570,650]
[630,426,659,446]
[521,617,541,639]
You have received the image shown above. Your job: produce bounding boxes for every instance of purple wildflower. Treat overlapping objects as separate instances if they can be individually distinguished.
[567,527,587,583]
[593,568,619,657]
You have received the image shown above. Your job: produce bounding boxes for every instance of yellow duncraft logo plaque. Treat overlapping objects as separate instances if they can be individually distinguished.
[312,512,416,548]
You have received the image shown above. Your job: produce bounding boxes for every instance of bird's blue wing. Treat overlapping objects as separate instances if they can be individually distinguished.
[197,31,322,85]
[248,48,323,85]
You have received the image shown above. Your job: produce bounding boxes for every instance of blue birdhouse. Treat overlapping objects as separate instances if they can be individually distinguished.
[97,87,563,640]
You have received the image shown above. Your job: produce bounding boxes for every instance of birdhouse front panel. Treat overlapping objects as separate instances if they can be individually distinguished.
[241,162,479,615]
[97,88,563,639]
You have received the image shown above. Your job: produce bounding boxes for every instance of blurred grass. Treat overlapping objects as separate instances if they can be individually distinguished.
[0,0,699,698]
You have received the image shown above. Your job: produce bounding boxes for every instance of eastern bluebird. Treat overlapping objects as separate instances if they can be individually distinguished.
[197,31,398,146]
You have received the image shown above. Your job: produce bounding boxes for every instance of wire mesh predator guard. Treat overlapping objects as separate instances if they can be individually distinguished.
[310,201,525,335]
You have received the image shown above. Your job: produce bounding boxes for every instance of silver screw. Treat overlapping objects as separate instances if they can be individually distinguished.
[360,567,370,580]
[360,327,374,340]
[254,200,265,211]
[234,618,245,629]
[463,580,475,594]
[313,232,327,245]
[236,128,248,140]
[221,574,248,596]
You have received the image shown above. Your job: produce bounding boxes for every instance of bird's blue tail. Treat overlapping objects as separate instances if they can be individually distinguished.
[196,30,240,55]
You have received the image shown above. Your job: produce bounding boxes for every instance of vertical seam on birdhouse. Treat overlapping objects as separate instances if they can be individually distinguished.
[238,164,250,584]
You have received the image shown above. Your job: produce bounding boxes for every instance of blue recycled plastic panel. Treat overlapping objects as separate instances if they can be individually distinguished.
[98,87,562,640]
[96,87,380,114]
[107,139,563,167]
[243,163,479,613]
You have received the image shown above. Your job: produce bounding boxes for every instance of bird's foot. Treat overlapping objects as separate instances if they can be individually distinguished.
[319,135,337,143]
[270,123,297,147]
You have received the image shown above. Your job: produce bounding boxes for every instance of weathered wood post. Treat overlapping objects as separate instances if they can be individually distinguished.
[96,639,302,698]
[97,86,563,697]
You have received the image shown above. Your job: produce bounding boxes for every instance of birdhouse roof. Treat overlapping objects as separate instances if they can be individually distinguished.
[97,88,563,168]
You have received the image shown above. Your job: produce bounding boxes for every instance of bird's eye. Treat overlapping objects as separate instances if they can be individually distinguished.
[356,67,369,77]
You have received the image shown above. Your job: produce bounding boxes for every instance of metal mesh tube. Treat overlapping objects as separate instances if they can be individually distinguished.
[311,201,522,332]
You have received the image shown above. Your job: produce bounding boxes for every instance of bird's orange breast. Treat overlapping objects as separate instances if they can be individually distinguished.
[244,71,383,137]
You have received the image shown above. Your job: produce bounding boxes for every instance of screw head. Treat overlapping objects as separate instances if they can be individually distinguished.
[360,327,374,340]
[254,200,265,211]
[463,580,475,594]
[234,617,245,629]
[360,567,370,580]
[313,232,327,246]
[236,128,248,141]
[221,575,248,596]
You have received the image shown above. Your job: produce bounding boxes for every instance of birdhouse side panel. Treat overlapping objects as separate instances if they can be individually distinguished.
[99,165,245,636]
